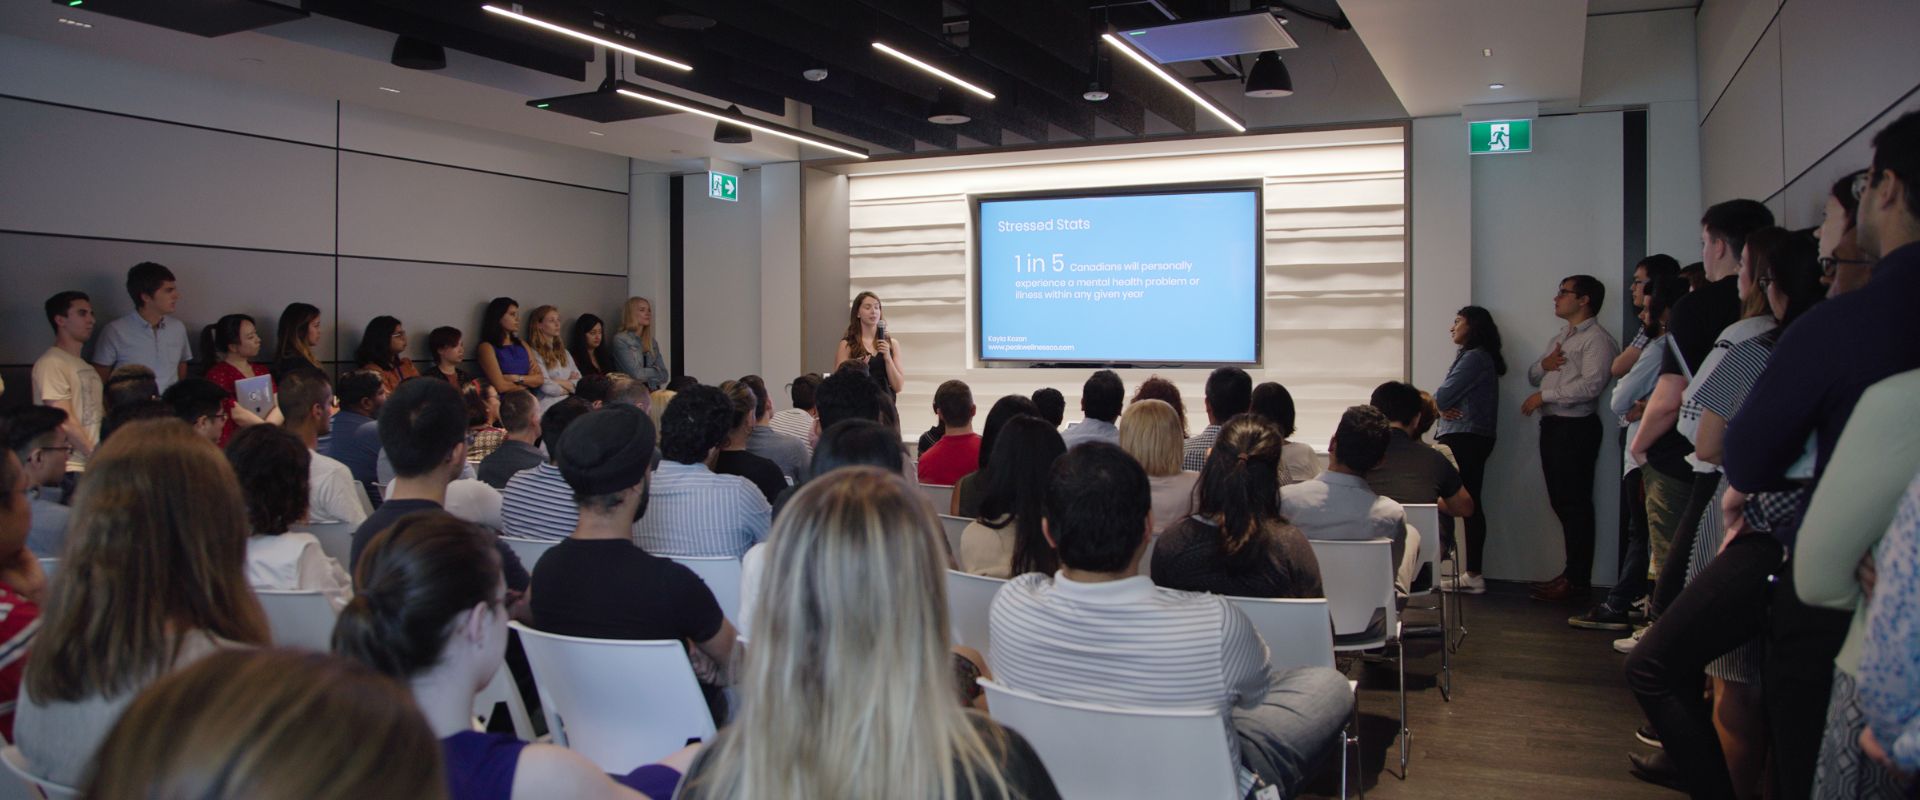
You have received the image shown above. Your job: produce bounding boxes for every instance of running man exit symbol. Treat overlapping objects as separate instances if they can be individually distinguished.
[1490,123,1510,151]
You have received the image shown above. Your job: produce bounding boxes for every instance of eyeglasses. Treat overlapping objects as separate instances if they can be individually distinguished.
[1755,274,1774,292]
[33,445,74,459]
[1631,278,1651,287]
[1818,256,1872,276]
[1555,289,1577,297]
[1852,171,1870,201]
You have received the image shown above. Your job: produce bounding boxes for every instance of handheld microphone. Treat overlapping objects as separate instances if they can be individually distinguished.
[876,319,888,341]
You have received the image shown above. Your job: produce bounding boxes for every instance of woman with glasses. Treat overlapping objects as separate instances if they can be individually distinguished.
[1817,169,1877,297]
[354,315,420,392]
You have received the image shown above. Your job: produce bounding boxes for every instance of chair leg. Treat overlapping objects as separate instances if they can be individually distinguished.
[1397,638,1409,779]
[1439,596,1453,702]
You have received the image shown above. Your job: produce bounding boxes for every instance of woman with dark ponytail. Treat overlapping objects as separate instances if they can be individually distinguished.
[201,312,280,445]
[1433,305,1506,593]
[334,511,693,800]
[1150,413,1322,598]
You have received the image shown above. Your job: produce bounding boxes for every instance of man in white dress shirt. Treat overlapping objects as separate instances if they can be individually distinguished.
[1522,274,1621,602]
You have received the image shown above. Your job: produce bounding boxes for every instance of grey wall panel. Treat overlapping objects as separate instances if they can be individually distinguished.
[337,153,626,276]
[0,233,336,366]
[1778,0,1920,179]
[1699,24,1783,205]
[339,104,629,193]
[335,258,628,364]
[680,172,763,383]
[0,99,337,253]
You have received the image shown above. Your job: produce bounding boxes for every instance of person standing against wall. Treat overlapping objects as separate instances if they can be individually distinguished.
[1522,275,1620,603]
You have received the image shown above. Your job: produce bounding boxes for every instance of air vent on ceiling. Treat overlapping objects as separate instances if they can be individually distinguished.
[1119,10,1298,64]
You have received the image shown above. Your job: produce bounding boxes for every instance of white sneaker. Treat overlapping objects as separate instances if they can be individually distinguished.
[1439,573,1485,594]
[1613,625,1647,654]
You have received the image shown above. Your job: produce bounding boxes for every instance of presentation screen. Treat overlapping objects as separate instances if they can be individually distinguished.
[974,184,1262,366]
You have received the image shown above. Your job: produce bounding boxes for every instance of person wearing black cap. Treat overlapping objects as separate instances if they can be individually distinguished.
[529,404,738,722]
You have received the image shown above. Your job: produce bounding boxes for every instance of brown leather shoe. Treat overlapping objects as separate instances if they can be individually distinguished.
[1530,575,1575,603]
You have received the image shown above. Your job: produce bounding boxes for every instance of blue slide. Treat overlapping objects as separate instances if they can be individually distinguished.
[977,188,1261,364]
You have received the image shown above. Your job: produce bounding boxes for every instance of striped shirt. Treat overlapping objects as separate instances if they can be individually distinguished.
[988,572,1269,796]
[631,461,771,557]
[746,425,809,484]
[767,409,816,451]
[0,585,40,742]
[1182,424,1222,471]
[502,463,577,542]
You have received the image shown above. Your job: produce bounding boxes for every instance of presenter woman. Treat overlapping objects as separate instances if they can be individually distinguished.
[612,297,669,391]
[477,297,544,396]
[1432,305,1506,594]
[835,292,904,396]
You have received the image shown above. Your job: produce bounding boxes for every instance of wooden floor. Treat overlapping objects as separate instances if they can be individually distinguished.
[1299,581,1679,800]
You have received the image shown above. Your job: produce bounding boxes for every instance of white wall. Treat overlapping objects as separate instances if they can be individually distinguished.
[679,171,763,383]
[1409,116,1472,393]
[0,33,632,398]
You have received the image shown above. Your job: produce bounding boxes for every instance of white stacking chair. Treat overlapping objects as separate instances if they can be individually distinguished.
[1310,537,1409,779]
[937,514,970,562]
[1229,596,1357,800]
[304,522,358,570]
[509,622,716,774]
[1400,504,1451,699]
[473,663,536,742]
[669,556,744,625]
[978,679,1241,800]
[255,590,338,652]
[918,483,955,515]
[1,745,76,800]
[945,570,1005,656]
[500,536,559,574]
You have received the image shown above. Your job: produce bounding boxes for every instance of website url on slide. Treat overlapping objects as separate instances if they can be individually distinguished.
[984,336,1074,353]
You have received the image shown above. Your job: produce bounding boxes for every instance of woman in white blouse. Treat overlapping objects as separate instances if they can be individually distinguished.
[1117,399,1199,534]
[527,304,582,412]
[225,424,352,610]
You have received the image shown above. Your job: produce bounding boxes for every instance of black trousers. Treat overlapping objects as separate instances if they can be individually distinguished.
[1651,471,1721,618]
[1765,563,1852,800]
[1603,469,1649,611]
[1624,534,1782,800]
[1539,415,1603,586]
[1438,432,1495,574]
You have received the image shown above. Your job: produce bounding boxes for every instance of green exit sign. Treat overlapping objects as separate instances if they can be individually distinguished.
[1469,119,1533,155]
[707,170,739,202]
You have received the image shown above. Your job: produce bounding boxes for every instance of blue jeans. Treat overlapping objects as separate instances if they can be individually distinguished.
[1232,666,1353,798]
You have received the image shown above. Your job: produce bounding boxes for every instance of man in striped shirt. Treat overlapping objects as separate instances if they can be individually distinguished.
[502,398,594,542]
[768,373,822,448]
[632,385,770,557]
[1183,367,1252,471]
[989,443,1351,799]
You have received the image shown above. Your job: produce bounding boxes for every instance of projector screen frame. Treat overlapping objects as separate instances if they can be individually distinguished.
[969,179,1266,369]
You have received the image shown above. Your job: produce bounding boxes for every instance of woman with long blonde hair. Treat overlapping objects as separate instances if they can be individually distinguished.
[613,297,670,391]
[526,304,581,411]
[679,467,1058,799]
[17,418,270,787]
[834,291,904,396]
[84,648,445,800]
[1117,398,1198,534]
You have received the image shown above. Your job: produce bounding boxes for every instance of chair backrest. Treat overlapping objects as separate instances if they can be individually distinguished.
[500,536,558,575]
[508,622,716,773]
[946,570,1005,656]
[918,483,955,514]
[668,556,743,624]
[473,663,535,742]
[254,590,339,651]
[1227,596,1335,672]
[1402,503,1441,596]
[978,679,1241,800]
[35,560,55,588]
[304,522,358,570]
[2,745,78,800]
[937,514,969,562]
[1307,538,1397,649]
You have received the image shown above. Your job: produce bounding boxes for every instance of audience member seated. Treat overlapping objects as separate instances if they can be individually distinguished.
[338,510,693,800]
[502,398,594,542]
[1154,414,1323,600]
[916,380,980,486]
[465,383,508,461]
[1184,367,1253,470]
[33,290,101,464]
[678,467,1059,800]
[103,364,159,410]
[479,390,544,489]
[648,389,675,433]
[5,407,75,557]
[634,386,771,558]
[535,405,740,723]
[1282,405,1419,592]
[270,301,325,380]
[769,373,821,446]
[989,443,1349,799]
[161,378,230,443]
[666,375,699,393]
[769,418,905,521]
[713,381,788,504]
[1117,398,1198,534]
[949,394,1040,518]
[1031,386,1066,429]
[324,370,388,486]
[199,313,279,445]
[0,438,44,742]
[1132,375,1191,439]
[1250,381,1321,486]
[612,297,670,391]
[528,305,581,411]
[958,416,1065,579]
[426,325,478,391]
[1366,382,1475,526]
[811,368,914,479]
[224,424,351,610]
[90,261,190,392]
[17,419,270,787]
[354,315,420,392]
[570,313,615,378]
[477,297,546,396]
[85,648,442,800]
[278,367,370,527]
[98,398,171,447]
[576,374,615,407]
[1060,370,1124,449]
[739,375,808,484]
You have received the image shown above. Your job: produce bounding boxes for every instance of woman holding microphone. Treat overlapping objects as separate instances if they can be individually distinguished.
[835,292,904,397]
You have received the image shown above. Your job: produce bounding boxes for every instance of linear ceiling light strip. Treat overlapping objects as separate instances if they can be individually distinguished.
[614,88,869,158]
[1100,33,1246,133]
[482,5,692,72]
[871,42,996,100]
